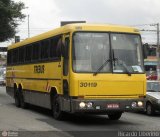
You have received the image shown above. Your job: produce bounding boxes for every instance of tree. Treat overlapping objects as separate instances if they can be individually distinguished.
[0,0,25,42]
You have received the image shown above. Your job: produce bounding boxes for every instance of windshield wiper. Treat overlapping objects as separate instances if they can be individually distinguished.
[114,58,131,76]
[120,60,131,76]
[93,57,131,76]
[93,58,111,76]
[112,49,131,76]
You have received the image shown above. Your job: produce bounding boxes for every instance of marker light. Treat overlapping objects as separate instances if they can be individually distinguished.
[137,101,143,107]
[79,102,85,108]
[87,102,93,108]
[131,102,137,107]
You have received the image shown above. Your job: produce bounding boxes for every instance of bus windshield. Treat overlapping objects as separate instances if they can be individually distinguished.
[73,32,144,74]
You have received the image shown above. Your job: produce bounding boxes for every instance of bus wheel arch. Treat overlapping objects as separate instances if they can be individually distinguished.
[18,84,22,91]
[18,83,24,90]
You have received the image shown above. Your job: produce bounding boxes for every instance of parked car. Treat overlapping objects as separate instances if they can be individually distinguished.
[0,73,6,86]
[0,67,6,86]
[145,81,160,115]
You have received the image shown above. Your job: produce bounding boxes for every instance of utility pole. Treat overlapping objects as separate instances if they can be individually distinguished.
[156,23,160,81]
[151,23,160,81]
[28,15,30,38]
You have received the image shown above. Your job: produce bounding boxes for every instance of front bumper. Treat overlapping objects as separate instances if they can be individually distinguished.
[70,99,145,113]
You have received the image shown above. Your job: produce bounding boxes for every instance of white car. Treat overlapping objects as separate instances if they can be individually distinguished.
[145,81,160,115]
[0,68,6,86]
[0,75,5,85]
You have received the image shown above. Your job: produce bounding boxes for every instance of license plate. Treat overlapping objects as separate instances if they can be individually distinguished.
[107,104,119,109]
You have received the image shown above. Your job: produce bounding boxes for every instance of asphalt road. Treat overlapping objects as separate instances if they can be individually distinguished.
[0,87,160,137]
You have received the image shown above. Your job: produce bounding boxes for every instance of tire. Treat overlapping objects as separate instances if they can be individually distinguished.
[52,95,64,120]
[14,89,20,108]
[146,103,155,116]
[108,112,122,120]
[19,90,28,109]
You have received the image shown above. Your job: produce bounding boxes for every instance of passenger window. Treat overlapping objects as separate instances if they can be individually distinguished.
[25,45,32,62]
[50,36,61,59]
[33,43,40,61]
[41,40,50,60]
[13,49,19,64]
[7,50,12,65]
[19,47,25,63]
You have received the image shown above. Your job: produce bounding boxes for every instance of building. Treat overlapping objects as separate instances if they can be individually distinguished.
[143,44,158,80]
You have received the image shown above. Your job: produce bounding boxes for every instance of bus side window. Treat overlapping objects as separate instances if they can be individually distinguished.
[32,43,40,61]
[56,38,62,58]
[41,40,50,60]
[19,47,25,63]
[25,45,32,62]
[13,48,19,64]
[63,37,70,76]
[10,50,12,65]
[50,36,62,60]
[7,50,12,65]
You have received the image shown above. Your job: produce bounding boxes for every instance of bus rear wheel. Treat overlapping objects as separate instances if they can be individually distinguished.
[19,90,28,109]
[14,89,20,108]
[52,95,64,120]
[108,112,122,120]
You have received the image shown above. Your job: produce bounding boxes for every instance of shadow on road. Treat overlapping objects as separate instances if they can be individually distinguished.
[9,103,146,129]
[24,104,133,125]
[132,111,160,117]
[6,103,160,137]
[25,105,137,131]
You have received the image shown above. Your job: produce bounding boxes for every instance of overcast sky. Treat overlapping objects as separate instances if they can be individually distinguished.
[1,0,160,46]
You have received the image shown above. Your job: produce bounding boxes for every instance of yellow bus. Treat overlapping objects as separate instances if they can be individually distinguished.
[6,23,146,120]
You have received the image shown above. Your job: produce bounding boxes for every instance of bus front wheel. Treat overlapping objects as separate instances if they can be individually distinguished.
[108,112,122,120]
[52,95,64,120]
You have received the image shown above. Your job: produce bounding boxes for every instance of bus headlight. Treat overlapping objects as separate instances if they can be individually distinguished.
[79,102,86,108]
[137,101,143,107]
[86,102,93,108]
[131,102,137,107]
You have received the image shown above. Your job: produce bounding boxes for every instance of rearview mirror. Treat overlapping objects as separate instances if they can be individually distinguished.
[142,43,149,59]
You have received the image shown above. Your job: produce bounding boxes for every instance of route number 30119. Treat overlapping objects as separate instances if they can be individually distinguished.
[79,82,97,87]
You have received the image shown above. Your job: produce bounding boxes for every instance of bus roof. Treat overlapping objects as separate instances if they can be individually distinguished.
[8,23,140,50]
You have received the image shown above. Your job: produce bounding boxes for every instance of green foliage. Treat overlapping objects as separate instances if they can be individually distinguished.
[0,0,26,42]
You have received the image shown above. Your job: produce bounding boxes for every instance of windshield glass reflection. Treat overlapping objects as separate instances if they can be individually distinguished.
[111,34,144,73]
[73,32,144,74]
